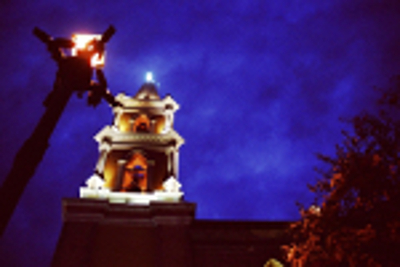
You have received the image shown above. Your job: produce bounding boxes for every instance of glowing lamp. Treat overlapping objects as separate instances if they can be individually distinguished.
[146,72,154,83]
[72,34,104,68]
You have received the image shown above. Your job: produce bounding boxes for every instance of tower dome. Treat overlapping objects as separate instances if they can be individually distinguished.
[134,82,161,100]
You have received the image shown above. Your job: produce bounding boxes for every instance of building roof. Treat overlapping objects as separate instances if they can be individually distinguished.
[53,198,291,267]
[134,82,161,100]
[94,126,185,148]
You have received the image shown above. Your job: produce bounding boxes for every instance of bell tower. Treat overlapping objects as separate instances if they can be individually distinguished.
[80,74,185,204]
[53,74,196,267]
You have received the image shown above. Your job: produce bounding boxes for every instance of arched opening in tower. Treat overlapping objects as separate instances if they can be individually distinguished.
[133,114,150,133]
[121,153,148,192]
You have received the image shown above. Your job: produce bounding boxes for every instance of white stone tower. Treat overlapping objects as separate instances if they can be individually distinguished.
[80,74,184,203]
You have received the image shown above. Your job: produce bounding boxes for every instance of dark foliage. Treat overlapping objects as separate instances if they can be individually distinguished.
[284,77,400,267]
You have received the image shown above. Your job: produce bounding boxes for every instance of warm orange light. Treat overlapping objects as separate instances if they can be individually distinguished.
[122,153,148,192]
[72,34,105,68]
[118,114,131,132]
[103,158,117,189]
[154,116,166,134]
[133,114,150,133]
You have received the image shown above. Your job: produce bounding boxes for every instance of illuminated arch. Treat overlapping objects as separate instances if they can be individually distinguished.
[133,114,150,133]
[121,152,148,192]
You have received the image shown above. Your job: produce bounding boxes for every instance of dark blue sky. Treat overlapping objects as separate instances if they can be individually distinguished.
[1,0,400,265]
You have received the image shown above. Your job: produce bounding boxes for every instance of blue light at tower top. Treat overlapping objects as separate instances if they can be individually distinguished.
[146,72,154,83]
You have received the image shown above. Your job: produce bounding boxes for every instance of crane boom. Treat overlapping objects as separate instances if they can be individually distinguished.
[0,26,116,236]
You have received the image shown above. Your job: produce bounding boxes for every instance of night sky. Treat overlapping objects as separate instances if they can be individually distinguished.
[1,0,400,266]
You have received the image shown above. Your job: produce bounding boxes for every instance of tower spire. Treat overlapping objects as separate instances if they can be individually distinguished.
[145,71,154,83]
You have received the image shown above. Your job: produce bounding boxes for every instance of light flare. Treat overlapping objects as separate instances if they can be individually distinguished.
[72,34,105,68]
[146,72,154,82]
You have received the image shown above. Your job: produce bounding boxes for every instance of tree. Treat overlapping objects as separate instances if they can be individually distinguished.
[284,78,400,266]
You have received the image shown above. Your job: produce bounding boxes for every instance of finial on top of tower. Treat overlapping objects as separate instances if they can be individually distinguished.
[133,72,160,100]
[146,72,154,83]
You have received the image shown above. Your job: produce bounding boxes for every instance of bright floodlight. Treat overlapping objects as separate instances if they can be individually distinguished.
[146,72,154,83]
[72,34,104,68]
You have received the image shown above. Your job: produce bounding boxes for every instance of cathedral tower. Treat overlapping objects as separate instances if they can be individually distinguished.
[80,74,184,204]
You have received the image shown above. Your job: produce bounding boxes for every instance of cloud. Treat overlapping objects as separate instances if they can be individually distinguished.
[2,0,400,265]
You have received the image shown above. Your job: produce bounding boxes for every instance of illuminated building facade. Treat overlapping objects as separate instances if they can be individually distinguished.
[52,77,289,267]
[79,77,184,204]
